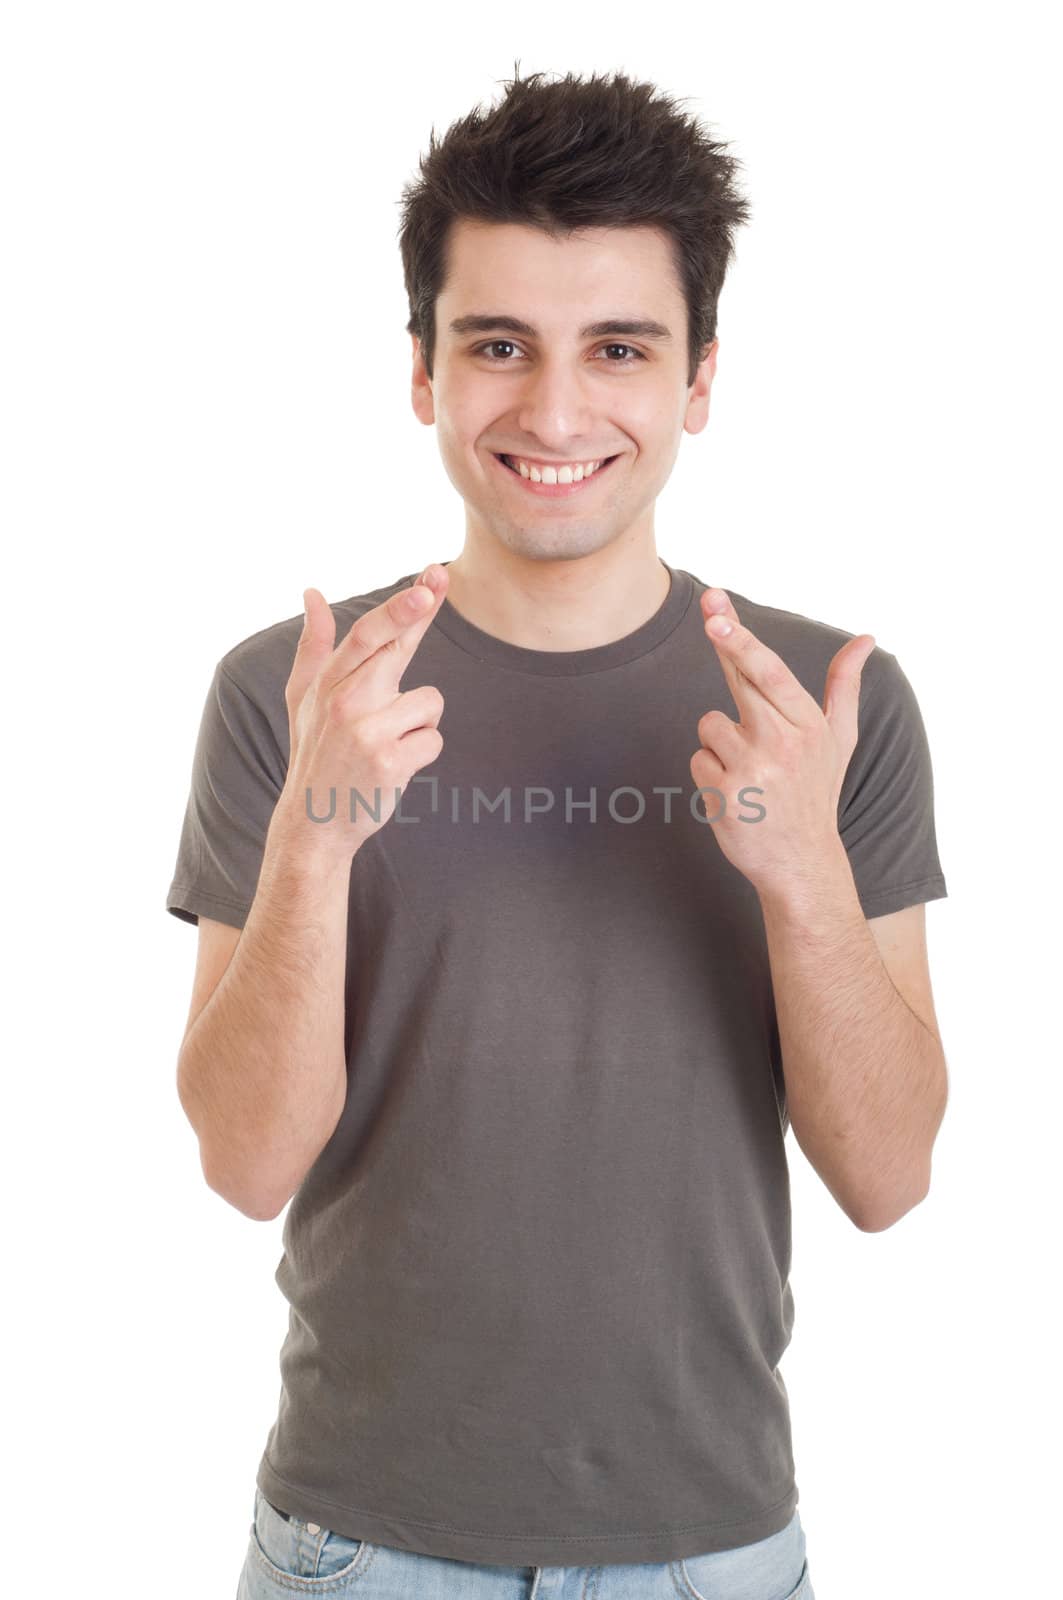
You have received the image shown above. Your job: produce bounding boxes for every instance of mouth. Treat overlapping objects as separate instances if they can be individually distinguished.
[491,451,622,498]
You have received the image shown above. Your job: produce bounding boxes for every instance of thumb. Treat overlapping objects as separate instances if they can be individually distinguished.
[286,587,336,730]
[300,587,336,661]
[823,633,876,741]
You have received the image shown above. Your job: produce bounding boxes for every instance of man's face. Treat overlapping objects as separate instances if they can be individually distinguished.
[411,219,717,564]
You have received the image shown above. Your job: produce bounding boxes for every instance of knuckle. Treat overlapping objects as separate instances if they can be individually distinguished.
[347,717,374,756]
[373,745,400,781]
[327,691,350,727]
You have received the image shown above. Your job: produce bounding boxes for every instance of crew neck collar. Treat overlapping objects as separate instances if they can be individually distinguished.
[428,560,694,677]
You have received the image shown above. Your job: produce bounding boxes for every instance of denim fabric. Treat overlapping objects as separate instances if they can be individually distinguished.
[236,1486,815,1598]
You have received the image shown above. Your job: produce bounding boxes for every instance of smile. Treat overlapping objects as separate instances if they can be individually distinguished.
[492,451,621,498]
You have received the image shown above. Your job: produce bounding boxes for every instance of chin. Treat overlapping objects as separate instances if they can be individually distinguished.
[484,523,622,564]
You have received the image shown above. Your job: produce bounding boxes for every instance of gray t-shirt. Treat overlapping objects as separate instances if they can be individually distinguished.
[166,560,947,1566]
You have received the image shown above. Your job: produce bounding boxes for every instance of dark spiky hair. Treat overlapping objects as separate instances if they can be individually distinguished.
[397,62,752,388]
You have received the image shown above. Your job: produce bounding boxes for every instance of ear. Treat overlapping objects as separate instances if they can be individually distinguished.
[410,333,435,427]
[684,338,719,436]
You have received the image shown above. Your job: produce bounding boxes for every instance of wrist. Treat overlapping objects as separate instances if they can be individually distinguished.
[754,835,856,922]
[265,793,360,883]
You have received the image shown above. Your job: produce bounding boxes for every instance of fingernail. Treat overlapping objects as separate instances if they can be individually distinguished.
[410,586,432,610]
[707,614,732,636]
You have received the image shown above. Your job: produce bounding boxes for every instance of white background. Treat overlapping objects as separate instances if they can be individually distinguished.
[4,5,1059,1596]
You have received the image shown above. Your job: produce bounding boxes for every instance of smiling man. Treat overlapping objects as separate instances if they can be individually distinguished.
[168,66,948,1600]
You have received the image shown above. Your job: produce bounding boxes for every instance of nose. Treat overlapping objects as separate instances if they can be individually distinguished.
[515,357,598,455]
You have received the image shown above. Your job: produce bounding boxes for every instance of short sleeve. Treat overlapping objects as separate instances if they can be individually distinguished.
[166,661,287,929]
[836,649,948,919]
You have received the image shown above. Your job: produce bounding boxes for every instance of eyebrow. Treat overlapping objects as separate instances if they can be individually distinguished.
[448,314,673,343]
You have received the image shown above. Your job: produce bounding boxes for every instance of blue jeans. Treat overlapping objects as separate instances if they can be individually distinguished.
[237,1485,815,1598]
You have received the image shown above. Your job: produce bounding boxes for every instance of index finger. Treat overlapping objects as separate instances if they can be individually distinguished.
[702,589,814,729]
[324,562,449,691]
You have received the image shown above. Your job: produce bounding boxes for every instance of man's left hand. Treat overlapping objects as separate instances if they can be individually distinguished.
[690,586,877,897]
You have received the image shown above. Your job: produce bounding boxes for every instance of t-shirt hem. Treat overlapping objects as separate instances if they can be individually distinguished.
[858,873,948,918]
[255,1455,798,1567]
[165,882,252,928]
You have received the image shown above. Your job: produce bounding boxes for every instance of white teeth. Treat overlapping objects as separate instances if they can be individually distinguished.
[513,457,602,483]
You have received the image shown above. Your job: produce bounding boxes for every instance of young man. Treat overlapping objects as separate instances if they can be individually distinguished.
[168,68,948,1600]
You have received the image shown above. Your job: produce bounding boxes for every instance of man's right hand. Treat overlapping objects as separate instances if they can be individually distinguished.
[272,563,449,864]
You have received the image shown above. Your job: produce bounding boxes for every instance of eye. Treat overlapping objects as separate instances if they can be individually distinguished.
[475,339,524,362]
[472,341,647,365]
[598,343,646,364]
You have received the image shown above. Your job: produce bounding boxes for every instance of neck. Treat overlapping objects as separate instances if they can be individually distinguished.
[440,541,672,654]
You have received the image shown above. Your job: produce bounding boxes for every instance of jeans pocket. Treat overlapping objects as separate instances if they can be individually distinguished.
[678,1511,809,1600]
[680,1555,810,1600]
[249,1486,373,1589]
[779,1559,811,1600]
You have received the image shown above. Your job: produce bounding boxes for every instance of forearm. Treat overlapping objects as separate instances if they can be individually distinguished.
[177,808,353,1220]
[757,845,948,1231]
